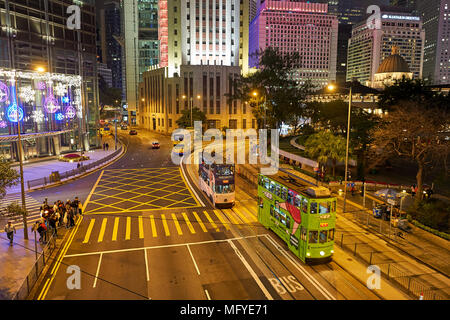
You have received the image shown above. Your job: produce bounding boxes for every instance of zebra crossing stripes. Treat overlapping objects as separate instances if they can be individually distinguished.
[0,193,42,227]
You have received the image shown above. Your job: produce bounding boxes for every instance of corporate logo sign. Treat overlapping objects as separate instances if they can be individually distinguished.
[366,5,420,30]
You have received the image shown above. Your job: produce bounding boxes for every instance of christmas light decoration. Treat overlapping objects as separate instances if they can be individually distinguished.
[54,83,68,96]
[19,86,36,103]
[0,81,9,103]
[0,120,7,128]
[65,106,76,119]
[37,81,46,90]
[55,112,64,121]
[44,94,60,113]
[31,110,44,123]
[62,96,70,103]
[7,103,24,122]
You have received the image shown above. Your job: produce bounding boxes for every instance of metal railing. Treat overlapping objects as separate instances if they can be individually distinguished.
[26,145,123,190]
[13,230,58,300]
[336,232,449,300]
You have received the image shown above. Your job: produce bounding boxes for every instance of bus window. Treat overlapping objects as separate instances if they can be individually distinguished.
[269,181,276,193]
[301,227,307,241]
[309,231,318,244]
[281,187,288,201]
[302,198,308,213]
[319,230,327,243]
[319,202,329,214]
[294,195,301,207]
[328,228,335,241]
[310,202,317,214]
[275,184,281,197]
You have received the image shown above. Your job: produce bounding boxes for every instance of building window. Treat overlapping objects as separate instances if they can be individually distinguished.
[216,101,220,114]
[243,119,247,129]
[252,119,256,129]
[169,119,172,127]
[229,119,237,129]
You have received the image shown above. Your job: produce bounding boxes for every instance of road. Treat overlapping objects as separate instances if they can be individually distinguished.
[30,129,380,300]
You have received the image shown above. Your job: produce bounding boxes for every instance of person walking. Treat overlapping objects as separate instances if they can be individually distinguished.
[49,213,58,236]
[65,200,72,228]
[411,184,416,198]
[103,142,106,150]
[4,221,16,246]
[106,143,109,151]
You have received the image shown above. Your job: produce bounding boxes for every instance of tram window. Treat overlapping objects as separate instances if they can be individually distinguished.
[302,198,308,213]
[328,228,335,241]
[301,227,307,241]
[215,184,235,194]
[319,230,327,243]
[294,195,301,207]
[287,191,294,205]
[319,202,329,214]
[275,184,281,197]
[309,231,318,244]
[332,201,336,212]
[269,181,276,193]
[264,178,270,190]
[310,202,317,214]
[281,187,288,201]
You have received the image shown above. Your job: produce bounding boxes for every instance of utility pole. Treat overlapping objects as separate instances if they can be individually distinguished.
[343,85,352,213]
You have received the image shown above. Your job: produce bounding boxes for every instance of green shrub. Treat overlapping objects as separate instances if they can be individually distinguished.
[407,198,450,234]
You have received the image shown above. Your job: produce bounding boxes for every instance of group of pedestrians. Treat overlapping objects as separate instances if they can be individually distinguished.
[31,197,83,244]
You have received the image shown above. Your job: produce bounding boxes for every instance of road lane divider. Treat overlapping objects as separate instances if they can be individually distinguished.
[138,216,144,238]
[83,219,95,244]
[161,214,170,236]
[93,253,103,288]
[203,210,219,232]
[112,217,119,241]
[213,210,230,231]
[98,218,108,242]
[186,244,200,275]
[172,213,183,235]
[182,212,196,234]
[193,211,207,232]
[150,215,157,237]
[125,217,131,240]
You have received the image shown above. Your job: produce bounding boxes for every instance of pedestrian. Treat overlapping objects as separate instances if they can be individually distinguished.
[106,143,109,151]
[426,188,433,199]
[71,197,79,220]
[103,142,106,150]
[49,213,58,236]
[78,200,83,216]
[4,221,16,246]
[38,220,47,243]
[411,184,416,198]
[351,182,356,196]
[65,200,72,228]
[77,162,81,169]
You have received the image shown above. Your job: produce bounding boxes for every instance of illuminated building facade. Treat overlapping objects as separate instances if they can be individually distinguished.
[249,0,339,87]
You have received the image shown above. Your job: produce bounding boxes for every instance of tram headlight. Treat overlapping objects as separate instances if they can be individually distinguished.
[306,252,310,257]
[331,250,334,253]
[320,251,325,256]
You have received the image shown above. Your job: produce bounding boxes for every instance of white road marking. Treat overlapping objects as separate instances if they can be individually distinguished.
[186,244,200,275]
[264,234,336,300]
[227,239,273,300]
[144,249,150,281]
[93,253,103,288]
[64,234,266,258]
[204,289,211,300]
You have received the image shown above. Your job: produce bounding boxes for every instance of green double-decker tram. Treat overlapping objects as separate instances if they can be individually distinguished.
[257,171,337,264]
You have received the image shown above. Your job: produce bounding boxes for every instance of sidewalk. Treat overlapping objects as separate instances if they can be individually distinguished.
[6,135,118,195]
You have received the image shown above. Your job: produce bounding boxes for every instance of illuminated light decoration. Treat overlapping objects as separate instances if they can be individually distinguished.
[0,120,7,128]
[7,103,24,122]
[43,94,60,113]
[37,81,46,90]
[31,110,44,123]
[0,81,9,103]
[19,86,36,103]
[55,112,64,121]
[62,96,69,103]
[54,83,68,96]
[64,106,76,119]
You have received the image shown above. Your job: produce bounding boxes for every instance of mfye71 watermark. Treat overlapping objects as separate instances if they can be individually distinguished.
[171,121,280,175]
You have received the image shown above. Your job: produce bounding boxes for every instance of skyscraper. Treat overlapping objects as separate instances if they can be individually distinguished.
[249,0,339,87]
[121,0,159,125]
[417,0,450,84]
[346,10,425,85]
[390,0,417,11]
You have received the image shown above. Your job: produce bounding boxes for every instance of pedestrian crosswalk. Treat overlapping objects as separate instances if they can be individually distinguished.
[0,193,43,228]
[78,207,259,244]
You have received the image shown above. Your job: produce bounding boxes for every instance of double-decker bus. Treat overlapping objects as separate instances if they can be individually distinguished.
[257,170,336,264]
[199,154,235,208]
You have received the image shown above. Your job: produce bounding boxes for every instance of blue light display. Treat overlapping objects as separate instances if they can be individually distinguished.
[55,112,64,121]
[6,103,24,122]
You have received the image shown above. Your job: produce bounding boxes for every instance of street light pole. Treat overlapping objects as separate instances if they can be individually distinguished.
[343,85,352,213]
[190,98,193,128]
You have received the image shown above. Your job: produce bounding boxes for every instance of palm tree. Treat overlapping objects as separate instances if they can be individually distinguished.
[304,131,347,177]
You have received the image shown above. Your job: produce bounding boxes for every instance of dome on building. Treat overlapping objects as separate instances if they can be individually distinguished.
[376,46,411,74]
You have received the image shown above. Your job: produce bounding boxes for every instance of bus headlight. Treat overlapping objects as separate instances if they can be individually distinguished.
[320,251,325,256]
[306,252,310,257]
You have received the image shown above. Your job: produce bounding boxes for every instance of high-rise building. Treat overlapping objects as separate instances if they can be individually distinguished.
[390,0,417,11]
[417,0,450,84]
[0,0,100,161]
[249,0,339,87]
[346,10,425,85]
[121,0,159,126]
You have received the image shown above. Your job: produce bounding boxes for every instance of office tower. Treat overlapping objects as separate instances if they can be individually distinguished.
[346,10,425,85]
[417,0,450,84]
[249,0,339,87]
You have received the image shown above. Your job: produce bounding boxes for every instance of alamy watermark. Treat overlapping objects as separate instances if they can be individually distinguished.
[367,5,381,30]
[67,5,81,30]
[171,121,280,175]
[66,265,81,290]
[367,265,381,290]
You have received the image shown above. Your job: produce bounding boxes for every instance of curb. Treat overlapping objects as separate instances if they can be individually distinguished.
[25,139,127,193]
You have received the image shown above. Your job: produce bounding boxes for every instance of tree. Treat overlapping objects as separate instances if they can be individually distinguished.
[176,107,207,128]
[0,157,19,200]
[4,201,27,220]
[227,47,312,129]
[304,131,347,177]
[370,103,449,204]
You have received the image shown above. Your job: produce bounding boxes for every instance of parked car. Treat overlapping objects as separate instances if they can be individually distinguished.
[151,141,160,149]
[129,130,137,135]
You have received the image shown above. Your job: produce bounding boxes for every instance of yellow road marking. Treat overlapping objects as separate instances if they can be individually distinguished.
[203,211,220,232]
[112,217,119,241]
[214,210,230,230]
[83,219,95,244]
[138,216,144,238]
[125,217,131,240]
[98,218,107,242]
[172,213,183,235]
[179,167,201,206]
[193,211,207,233]
[240,206,258,222]
[150,215,157,237]
[223,209,242,229]
[232,207,251,224]
[161,214,170,236]
[182,212,196,234]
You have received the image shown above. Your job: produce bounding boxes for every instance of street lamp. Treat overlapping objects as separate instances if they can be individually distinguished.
[182,94,200,127]
[327,82,353,213]
[251,90,267,129]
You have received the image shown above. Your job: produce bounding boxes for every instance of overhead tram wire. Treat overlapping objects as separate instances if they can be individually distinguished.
[0,235,150,300]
